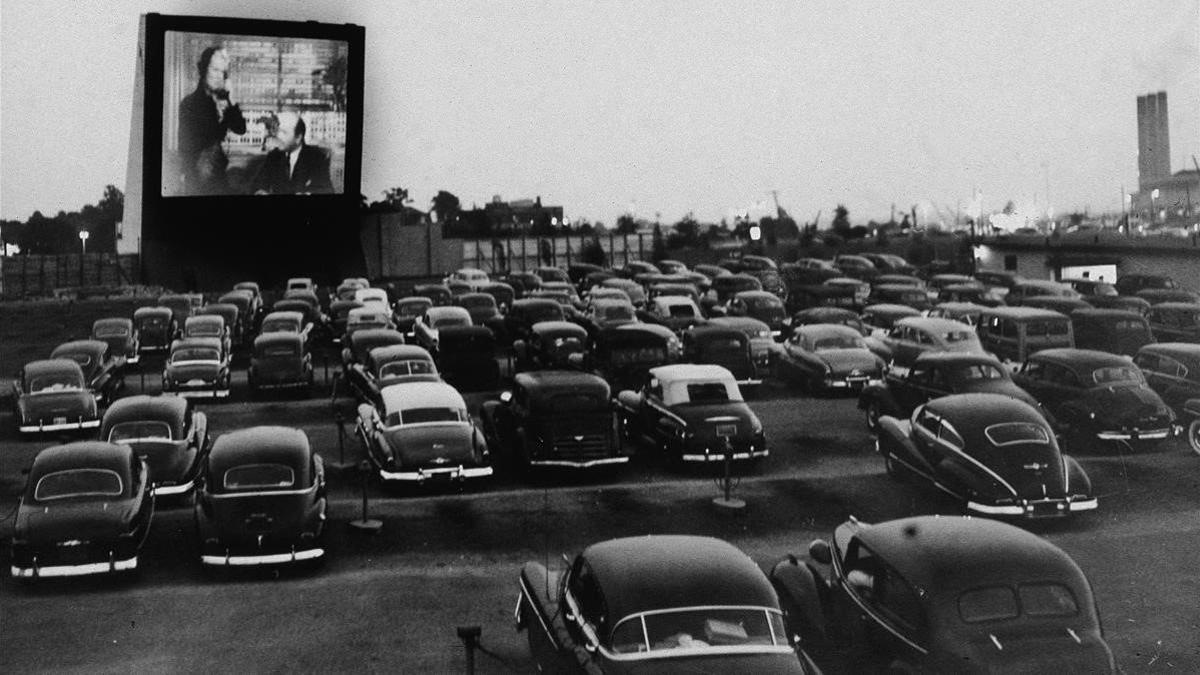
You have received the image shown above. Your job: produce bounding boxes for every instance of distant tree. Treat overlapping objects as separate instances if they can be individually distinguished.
[431,190,462,227]
[831,204,851,237]
[1002,200,1016,215]
[615,214,638,234]
[580,235,607,266]
[651,224,667,261]
[673,212,700,246]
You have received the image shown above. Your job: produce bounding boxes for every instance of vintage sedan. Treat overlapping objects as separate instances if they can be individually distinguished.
[726,290,790,337]
[513,321,588,372]
[683,323,761,384]
[413,305,473,353]
[51,339,124,405]
[517,535,813,674]
[340,328,406,372]
[199,302,243,349]
[478,281,516,314]
[345,305,396,339]
[776,324,884,393]
[101,395,207,497]
[617,364,767,463]
[874,316,985,373]
[926,301,988,327]
[877,393,1096,517]
[859,352,1043,430]
[13,359,100,434]
[581,297,639,335]
[644,295,705,334]
[437,326,501,392]
[355,381,493,484]
[328,299,363,344]
[392,296,434,339]
[413,283,453,307]
[454,292,504,332]
[247,333,313,396]
[133,306,176,354]
[1071,308,1154,356]
[91,317,140,365]
[1145,302,1200,343]
[590,324,679,392]
[1015,348,1176,446]
[868,283,932,311]
[860,303,921,336]
[791,306,868,336]
[11,441,154,579]
[482,371,626,469]
[502,298,566,347]
[1134,342,1200,413]
[181,314,231,358]
[346,344,439,404]
[159,292,203,326]
[219,289,259,336]
[162,337,231,399]
[194,426,326,567]
[771,516,1115,673]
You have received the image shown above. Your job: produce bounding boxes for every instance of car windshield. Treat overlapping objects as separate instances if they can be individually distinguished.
[942,330,976,343]
[433,316,470,329]
[985,422,1050,447]
[262,319,300,333]
[812,335,865,351]
[545,393,605,412]
[260,344,300,357]
[746,296,783,310]
[109,421,174,442]
[1092,366,1143,386]
[398,301,431,316]
[380,360,434,378]
[223,463,295,490]
[667,304,696,318]
[140,316,168,328]
[959,583,1078,623]
[528,306,565,322]
[601,305,635,321]
[460,297,494,309]
[950,363,1005,381]
[172,347,220,363]
[35,469,123,501]
[609,346,667,366]
[610,607,787,655]
[28,372,84,393]
[385,407,467,427]
[94,324,129,338]
[686,382,732,403]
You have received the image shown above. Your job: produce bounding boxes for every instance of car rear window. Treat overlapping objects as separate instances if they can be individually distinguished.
[386,407,466,426]
[668,304,696,318]
[261,344,300,357]
[172,347,220,362]
[813,335,865,351]
[28,373,84,392]
[547,393,605,412]
[686,382,731,403]
[109,421,173,442]
[94,325,130,338]
[262,319,299,333]
[959,586,1018,623]
[380,360,434,378]
[959,583,1078,623]
[223,463,295,490]
[1092,366,1143,386]
[35,469,123,501]
[985,422,1050,447]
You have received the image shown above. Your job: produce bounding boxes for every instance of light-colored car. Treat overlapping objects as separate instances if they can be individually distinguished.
[413,306,473,352]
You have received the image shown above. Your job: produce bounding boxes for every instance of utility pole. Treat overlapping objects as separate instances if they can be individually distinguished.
[771,190,783,219]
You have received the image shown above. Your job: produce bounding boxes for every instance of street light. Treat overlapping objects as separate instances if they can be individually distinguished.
[1151,189,1160,224]
[78,230,89,286]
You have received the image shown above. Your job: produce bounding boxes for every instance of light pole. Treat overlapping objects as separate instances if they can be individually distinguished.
[1151,189,1160,224]
[78,230,89,285]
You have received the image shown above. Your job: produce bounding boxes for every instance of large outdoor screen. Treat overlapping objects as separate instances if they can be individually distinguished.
[160,31,350,197]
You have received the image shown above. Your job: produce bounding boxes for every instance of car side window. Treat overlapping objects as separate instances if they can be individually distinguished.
[916,330,936,345]
[908,368,930,386]
[568,559,607,629]
[1020,361,1045,380]
[1134,353,1159,374]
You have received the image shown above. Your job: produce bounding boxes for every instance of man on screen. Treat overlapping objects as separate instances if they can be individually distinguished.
[178,46,247,195]
[251,112,334,195]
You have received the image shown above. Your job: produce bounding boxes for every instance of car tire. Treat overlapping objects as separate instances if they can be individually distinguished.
[865,401,882,432]
[1188,418,1200,456]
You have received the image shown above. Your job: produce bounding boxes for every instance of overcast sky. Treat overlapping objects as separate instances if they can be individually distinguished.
[2,0,1197,224]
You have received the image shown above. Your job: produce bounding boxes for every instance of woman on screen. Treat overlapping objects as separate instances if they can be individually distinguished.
[178,46,247,195]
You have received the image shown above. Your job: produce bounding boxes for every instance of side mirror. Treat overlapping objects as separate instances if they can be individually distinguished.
[808,539,832,565]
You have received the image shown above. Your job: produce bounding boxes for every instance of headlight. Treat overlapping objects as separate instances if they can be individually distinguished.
[758,330,772,339]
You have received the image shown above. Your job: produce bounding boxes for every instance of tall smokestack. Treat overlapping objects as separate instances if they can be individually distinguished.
[1137,91,1171,189]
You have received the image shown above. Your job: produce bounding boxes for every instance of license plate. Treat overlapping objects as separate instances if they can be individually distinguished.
[715,423,738,438]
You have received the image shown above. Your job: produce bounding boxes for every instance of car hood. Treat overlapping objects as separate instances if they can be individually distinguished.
[165,362,223,380]
[815,348,880,375]
[19,390,95,420]
[381,423,479,466]
[18,500,135,544]
[1085,385,1172,423]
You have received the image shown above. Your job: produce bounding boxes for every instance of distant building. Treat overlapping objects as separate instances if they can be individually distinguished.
[1132,91,1198,224]
[1137,91,1171,188]
[463,195,564,235]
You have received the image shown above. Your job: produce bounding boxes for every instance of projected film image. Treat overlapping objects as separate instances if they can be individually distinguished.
[161,31,349,197]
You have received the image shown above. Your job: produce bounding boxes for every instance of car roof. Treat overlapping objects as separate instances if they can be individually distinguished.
[369,344,433,363]
[93,317,132,327]
[924,392,1044,424]
[1070,308,1145,321]
[691,322,756,336]
[895,317,975,331]
[795,323,864,339]
[652,295,697,307]
[531,320,587,336]
[381,381,466,412]
[22,358,85,377]
[172,337,224,350]
[853,515,1088,599]
[514,298,564,310]
[209,426,311,475]
[734,290,778,300]
[913,352,1002,367]
[254,332,304,349]
[1138,342,1200,367]
[349,306,391,319]
[350,328,405,346]
[514,370,610,395]
[863,304,922,316]
[1149,302,1200,311]
[31,441,133,479]
[51,339,108,357]
[979,306,1069,320]
[263,310,304,323]
[396,295,433,305]
[584,535,778,622]
[134,306,172,317]
[650,363,736,384]
[1029,348,1141,370]
[102,395,187,432]
[794,307,860,321]
[186,314,224,326]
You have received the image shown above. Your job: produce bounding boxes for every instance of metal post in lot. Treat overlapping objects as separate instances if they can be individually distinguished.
[456,626,481,675]
[708,416,745,511]
[335,412,346,467]
[348,460,382,534]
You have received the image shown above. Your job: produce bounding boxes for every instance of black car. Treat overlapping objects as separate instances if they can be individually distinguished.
[162,337,231,399]
[616,364,767,463]
[200,302,244,350]
[195,426,326,567]
[1115,273,1178,296]
[771,516,1115,673]
[1145,302,1200,343]
[134,306,176,355]
[101,395,208,498]
[726,290,790,338]
[859,303,921,336]
[455,292,504,331]
[683,324,760,384]
[436,325,500,392]
[412,283,453,306]
[248,333,313,397]
[875,393,1096,517]
[1133,342,1200,413]
[858,352,1044,430]
[1071,308,1155,356]
[707,274,763,309]
[11,442,154,579]
[346,344,439,404]
[392,296,433,340]
[833,254,878,281]
[91,317,140,366]
[775,324,884,393]
[502,298,566,347]
[50,339,124,405]
[790,307,868,336]
[340,327,406,372]
[867,283,932,311]
[13,359,100,435]
[513,320,588,372]
[518,535,813,674]
[589,324,679,392]
[1014,348,1175,447]
[481,371,625,469]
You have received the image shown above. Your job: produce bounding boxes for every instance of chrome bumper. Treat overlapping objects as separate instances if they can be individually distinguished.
[19,419,100,433]
[967,497,1097,517]
[378,465,494,482]
[11,555,137,578]
[682,448,769,462]
[530,456,630,469]
[201,547,324,567]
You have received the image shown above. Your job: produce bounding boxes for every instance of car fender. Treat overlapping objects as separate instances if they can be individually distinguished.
[857,383,895,413]
[1063,455,1092,496]
[876,416,924,468]
[615,390,642,414]
[770,557,829,645]
[519,561,571,648]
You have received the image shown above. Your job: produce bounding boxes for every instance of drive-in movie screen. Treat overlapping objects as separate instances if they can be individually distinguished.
[160,31,349,197]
